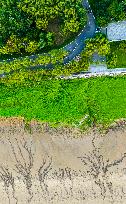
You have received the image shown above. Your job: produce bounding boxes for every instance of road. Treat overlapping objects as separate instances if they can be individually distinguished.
[0,0,96,78]
[60,68,126,79]
[63,0,96,64]
[0,0,126,78]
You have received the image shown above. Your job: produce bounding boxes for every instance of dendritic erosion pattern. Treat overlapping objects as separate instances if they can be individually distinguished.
[0,135,126,204]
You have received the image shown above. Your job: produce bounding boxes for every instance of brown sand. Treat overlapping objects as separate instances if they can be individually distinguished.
[0,117,126,204]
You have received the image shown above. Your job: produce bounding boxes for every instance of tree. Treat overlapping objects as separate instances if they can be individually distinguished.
[0,34,21,55]
[63,18,80,34]
[25,41,39,53]
[85,34,110,57]
[0,0,32,40]
[36,18,48,30]
[89,0,126,26]
[38,33,46,50]
[0,0,87,56]
[107,53,117,68]
[46,32,54,47]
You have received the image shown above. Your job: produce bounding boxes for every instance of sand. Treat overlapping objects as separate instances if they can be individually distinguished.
[0,117,126,204]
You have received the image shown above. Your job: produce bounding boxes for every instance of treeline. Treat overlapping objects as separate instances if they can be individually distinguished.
[0,0,87,56]
[89,0,126,26]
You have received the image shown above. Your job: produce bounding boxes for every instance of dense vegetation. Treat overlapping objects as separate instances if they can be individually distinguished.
[0,1,126,130]
[0,34,111,76]
[83,35,126,69]
[89,0,126,26]
[84,34,110,59]
[0,47,90,76]
[107,40,126,68]
[0,76,126,127]
[0,0,87,57]
[0,33,126,78]
[0,49,68,75]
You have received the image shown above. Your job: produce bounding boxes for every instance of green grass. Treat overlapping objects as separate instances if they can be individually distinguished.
[0,76,126,127]
[88,77,126,124]
[0,79,88,124]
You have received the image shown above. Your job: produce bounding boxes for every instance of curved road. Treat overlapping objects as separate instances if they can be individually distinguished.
[0,0,126,78]
[0,0,96,77]
[63,0,96,64]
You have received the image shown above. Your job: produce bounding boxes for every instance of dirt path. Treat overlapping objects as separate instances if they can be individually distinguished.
[0,117,126,203]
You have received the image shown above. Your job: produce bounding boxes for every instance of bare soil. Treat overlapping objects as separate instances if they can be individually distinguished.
[0,117,126,204]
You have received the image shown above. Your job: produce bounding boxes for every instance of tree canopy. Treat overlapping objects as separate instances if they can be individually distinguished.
[0,0,87,56]
[89,0,126,26]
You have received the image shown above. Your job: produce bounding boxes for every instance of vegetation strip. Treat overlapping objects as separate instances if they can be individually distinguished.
[0,76,126,127]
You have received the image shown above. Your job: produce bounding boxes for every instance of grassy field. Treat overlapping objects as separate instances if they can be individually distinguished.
[0,76,126,127]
